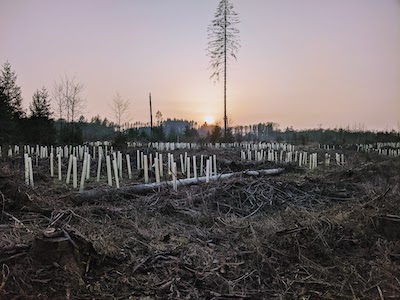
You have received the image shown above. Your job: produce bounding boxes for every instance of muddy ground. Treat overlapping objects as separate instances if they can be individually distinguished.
[0,148,399,299]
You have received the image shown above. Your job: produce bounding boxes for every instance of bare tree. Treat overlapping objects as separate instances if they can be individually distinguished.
[155,110,163,126]
[52,81,65,121]
[69,81,85,123]
[52,74,86,123]
[207,0,240,138]
[110,92,130,131]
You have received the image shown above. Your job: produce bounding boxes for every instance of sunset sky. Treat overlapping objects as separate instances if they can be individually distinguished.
[1,0,399,130]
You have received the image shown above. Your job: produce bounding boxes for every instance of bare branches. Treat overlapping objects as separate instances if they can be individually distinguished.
[68,80,85,123]
[109,92,131,131]
[52,74,86,123]
[52,81,65,121]
[207,0,240,136]
[155,111,163,126]
[207,0,240,82]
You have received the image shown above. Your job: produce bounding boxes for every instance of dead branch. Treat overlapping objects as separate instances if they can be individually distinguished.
[72,168,284,204]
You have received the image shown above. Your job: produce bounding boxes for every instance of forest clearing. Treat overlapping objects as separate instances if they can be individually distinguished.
[1,0,400,298]
[0,142,399,299]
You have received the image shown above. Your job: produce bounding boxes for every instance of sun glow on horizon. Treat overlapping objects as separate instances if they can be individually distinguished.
[204,116,215,124]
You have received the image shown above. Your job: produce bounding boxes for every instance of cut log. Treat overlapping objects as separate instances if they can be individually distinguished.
[72,168,284,204]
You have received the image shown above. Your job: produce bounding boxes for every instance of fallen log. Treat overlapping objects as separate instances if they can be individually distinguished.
[72,168,284,204]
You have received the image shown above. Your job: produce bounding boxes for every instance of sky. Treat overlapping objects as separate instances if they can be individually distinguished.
[1,0,399,131]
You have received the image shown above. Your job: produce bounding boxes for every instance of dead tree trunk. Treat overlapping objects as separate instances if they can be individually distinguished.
[72,168,284,204]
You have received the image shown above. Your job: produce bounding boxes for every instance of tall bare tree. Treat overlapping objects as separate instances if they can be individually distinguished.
[155,110,163,126]
[69,81,85,124]
[52,74,85,123]
[110,92,130,131]
[52,81,65,121]
[207,0,240,137]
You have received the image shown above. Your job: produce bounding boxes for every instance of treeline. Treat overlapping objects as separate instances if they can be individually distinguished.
[282,127,400,145]
[1,61,399,146]
[0,62,56,145]
[231,123,400,145]
[0,61,115,145]
[0,61,203,146]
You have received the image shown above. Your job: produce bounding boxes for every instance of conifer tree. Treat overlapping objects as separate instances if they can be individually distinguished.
[0,61,24,119]
[0,86,15,143]
[23,87,56,144]
[0,61,24,143]
[207,0,240,137]
[30,87,52,118]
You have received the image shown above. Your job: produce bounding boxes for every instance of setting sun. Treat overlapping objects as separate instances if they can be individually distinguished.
[204,116,215,124]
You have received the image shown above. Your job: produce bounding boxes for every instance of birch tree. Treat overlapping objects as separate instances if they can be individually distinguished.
[110,92,130,131]
[52,74,85,123]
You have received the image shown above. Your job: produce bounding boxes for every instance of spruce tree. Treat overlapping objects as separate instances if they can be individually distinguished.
[0,61,24,143]
[30,87,51,118]
[207,0,240,137]
[0,86,15,143]
[0,61,24,119]
[23,87,56,144]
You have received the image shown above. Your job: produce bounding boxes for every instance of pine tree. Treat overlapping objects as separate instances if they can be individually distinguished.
[0,86,15,143]
[0,61,24,143]
[210,124,222,143]
[30,87,52,118]
[0,61,24,119]
[22,87,56,144]
[207,0,240,138]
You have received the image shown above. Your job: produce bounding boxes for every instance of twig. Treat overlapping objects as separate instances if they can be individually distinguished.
[231,269,256,284]
[209,290,252,299]
[276,226,305,236]
[62,228,79,249]
[362,187,391,208]
[216,217,249,229]
[241,203,265,220]
[377,285,384,300]
[0,252,27,264]
[0,264,10,291]
[363,281,384,294]
[2,211,32,233]
[0,191,5,223]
